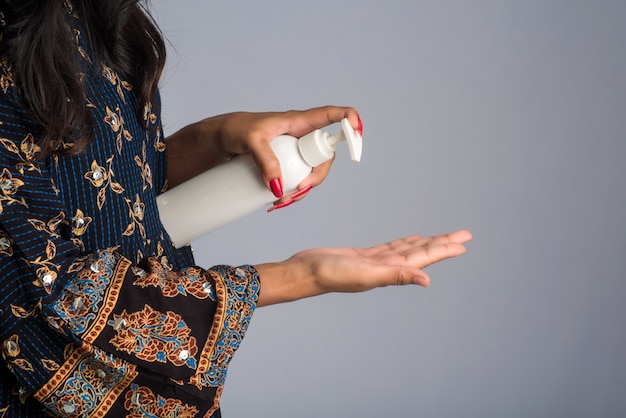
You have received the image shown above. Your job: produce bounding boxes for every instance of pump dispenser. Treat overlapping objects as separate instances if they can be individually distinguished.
[157,118,362,247]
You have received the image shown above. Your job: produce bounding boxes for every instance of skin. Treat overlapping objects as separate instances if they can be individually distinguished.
[165,106,471,307]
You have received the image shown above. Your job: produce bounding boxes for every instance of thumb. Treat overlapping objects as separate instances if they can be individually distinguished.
[394,267,430,288]
[249,139,283,198]
[367,265,430,289]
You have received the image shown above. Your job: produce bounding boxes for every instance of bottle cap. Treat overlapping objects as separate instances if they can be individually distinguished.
[298,118,363,167]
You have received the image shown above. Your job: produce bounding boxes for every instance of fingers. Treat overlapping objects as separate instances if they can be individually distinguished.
[271,156,332,207]
[403,240,468,270]
[267,184,315,212]
[425,229,472,244]
[362,230,472,269]
[392,230,472,250]
[284,106,361,138]
[305,158,334,187]
[248,138,283,198]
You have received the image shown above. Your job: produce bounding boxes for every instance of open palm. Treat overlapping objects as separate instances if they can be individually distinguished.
[290,229,472,293]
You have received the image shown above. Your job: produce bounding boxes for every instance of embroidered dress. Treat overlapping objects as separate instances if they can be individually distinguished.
[0,10,258,418]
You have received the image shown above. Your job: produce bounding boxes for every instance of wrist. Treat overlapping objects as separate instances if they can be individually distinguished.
[254,258,320,307]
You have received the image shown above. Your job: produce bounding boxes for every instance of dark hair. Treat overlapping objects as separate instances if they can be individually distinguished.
[0,0,166,158]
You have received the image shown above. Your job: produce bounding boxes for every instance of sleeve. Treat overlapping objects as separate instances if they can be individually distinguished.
[0,70,259,416]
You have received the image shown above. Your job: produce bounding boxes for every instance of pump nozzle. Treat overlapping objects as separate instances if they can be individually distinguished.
[298,118,363,167]
[339,118,362,162]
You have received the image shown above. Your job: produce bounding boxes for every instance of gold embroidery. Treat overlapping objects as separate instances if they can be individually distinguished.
[124,384,199,417]
[41,358,61,372]
[21,240,60,293]
[27,211,66,239]
[35,344,137,418]
[108,305,198,369]
[132,258,214,299]
[0,230,12,256]
[122,194,146,239]
[102,65,132,104]
[0,134,41,174]
[84,157,125,209]
[9,300,41,319]
[191,272,227,382]
[104,105,133,154]
[133,142,153,190]
[0,167,27,213]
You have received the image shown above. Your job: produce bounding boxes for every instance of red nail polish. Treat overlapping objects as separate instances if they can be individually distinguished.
[270,178,283,198]
[291,185,313,200]
[267,199,295,212]
[357,116,363,136]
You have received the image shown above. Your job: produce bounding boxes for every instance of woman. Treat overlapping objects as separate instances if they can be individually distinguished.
[0,1,471,416]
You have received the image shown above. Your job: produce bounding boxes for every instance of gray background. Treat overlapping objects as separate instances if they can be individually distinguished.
[152,1,626,417]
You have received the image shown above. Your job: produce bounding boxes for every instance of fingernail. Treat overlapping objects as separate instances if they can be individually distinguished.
[267,199,295,212]
[357,116,363,136]
[291,185,313,200]
[270,178,283,198]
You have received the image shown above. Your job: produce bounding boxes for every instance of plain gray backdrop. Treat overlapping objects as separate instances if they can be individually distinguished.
[151,1,626,417]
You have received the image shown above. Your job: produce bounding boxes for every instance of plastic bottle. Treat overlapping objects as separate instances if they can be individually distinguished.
[157,118,362,247]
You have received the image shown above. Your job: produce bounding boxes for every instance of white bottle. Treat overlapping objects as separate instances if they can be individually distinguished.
[157,118,362,247]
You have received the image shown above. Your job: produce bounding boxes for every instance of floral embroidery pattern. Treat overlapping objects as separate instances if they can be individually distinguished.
[124,384,199,418]
[154,241,169,267]
[142,102,157,127]
[0,56,15,93]
[123,194,146,239]
[3,334,21,357]
[190,266,259,389]
[52,250,119,337]
[104,105,133,154]
[133,142,153,191]
[0,133,41,174]
[0,167,27,212]
[70,209,92,236]
[3,335,35,374]
[103,105,130,153]
[142,102,166,153]
[102,64,132,103]
[41,358,60,372]
[21,240,61,294]
[84,157,125,209]
[108,305,198,369]
[70,27,92,65]
[10,299,41,320]
[67,209,92,251]
[0,230,13,256]
[28,211,67,239]
[132,258,215,300]
[40,345,137,418]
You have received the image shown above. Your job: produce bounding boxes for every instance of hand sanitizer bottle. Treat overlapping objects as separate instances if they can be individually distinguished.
[157,118,362,247]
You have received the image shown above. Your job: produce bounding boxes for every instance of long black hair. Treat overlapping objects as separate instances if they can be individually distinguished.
[0,0,166,158]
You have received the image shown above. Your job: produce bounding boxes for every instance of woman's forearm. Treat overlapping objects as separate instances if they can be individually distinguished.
[165,118,230,189]
[253,259,321,308]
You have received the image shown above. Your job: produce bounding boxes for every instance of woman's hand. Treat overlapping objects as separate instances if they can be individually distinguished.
[166,106,361,207]
[210,106,362,208]
[255,229,472,307]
